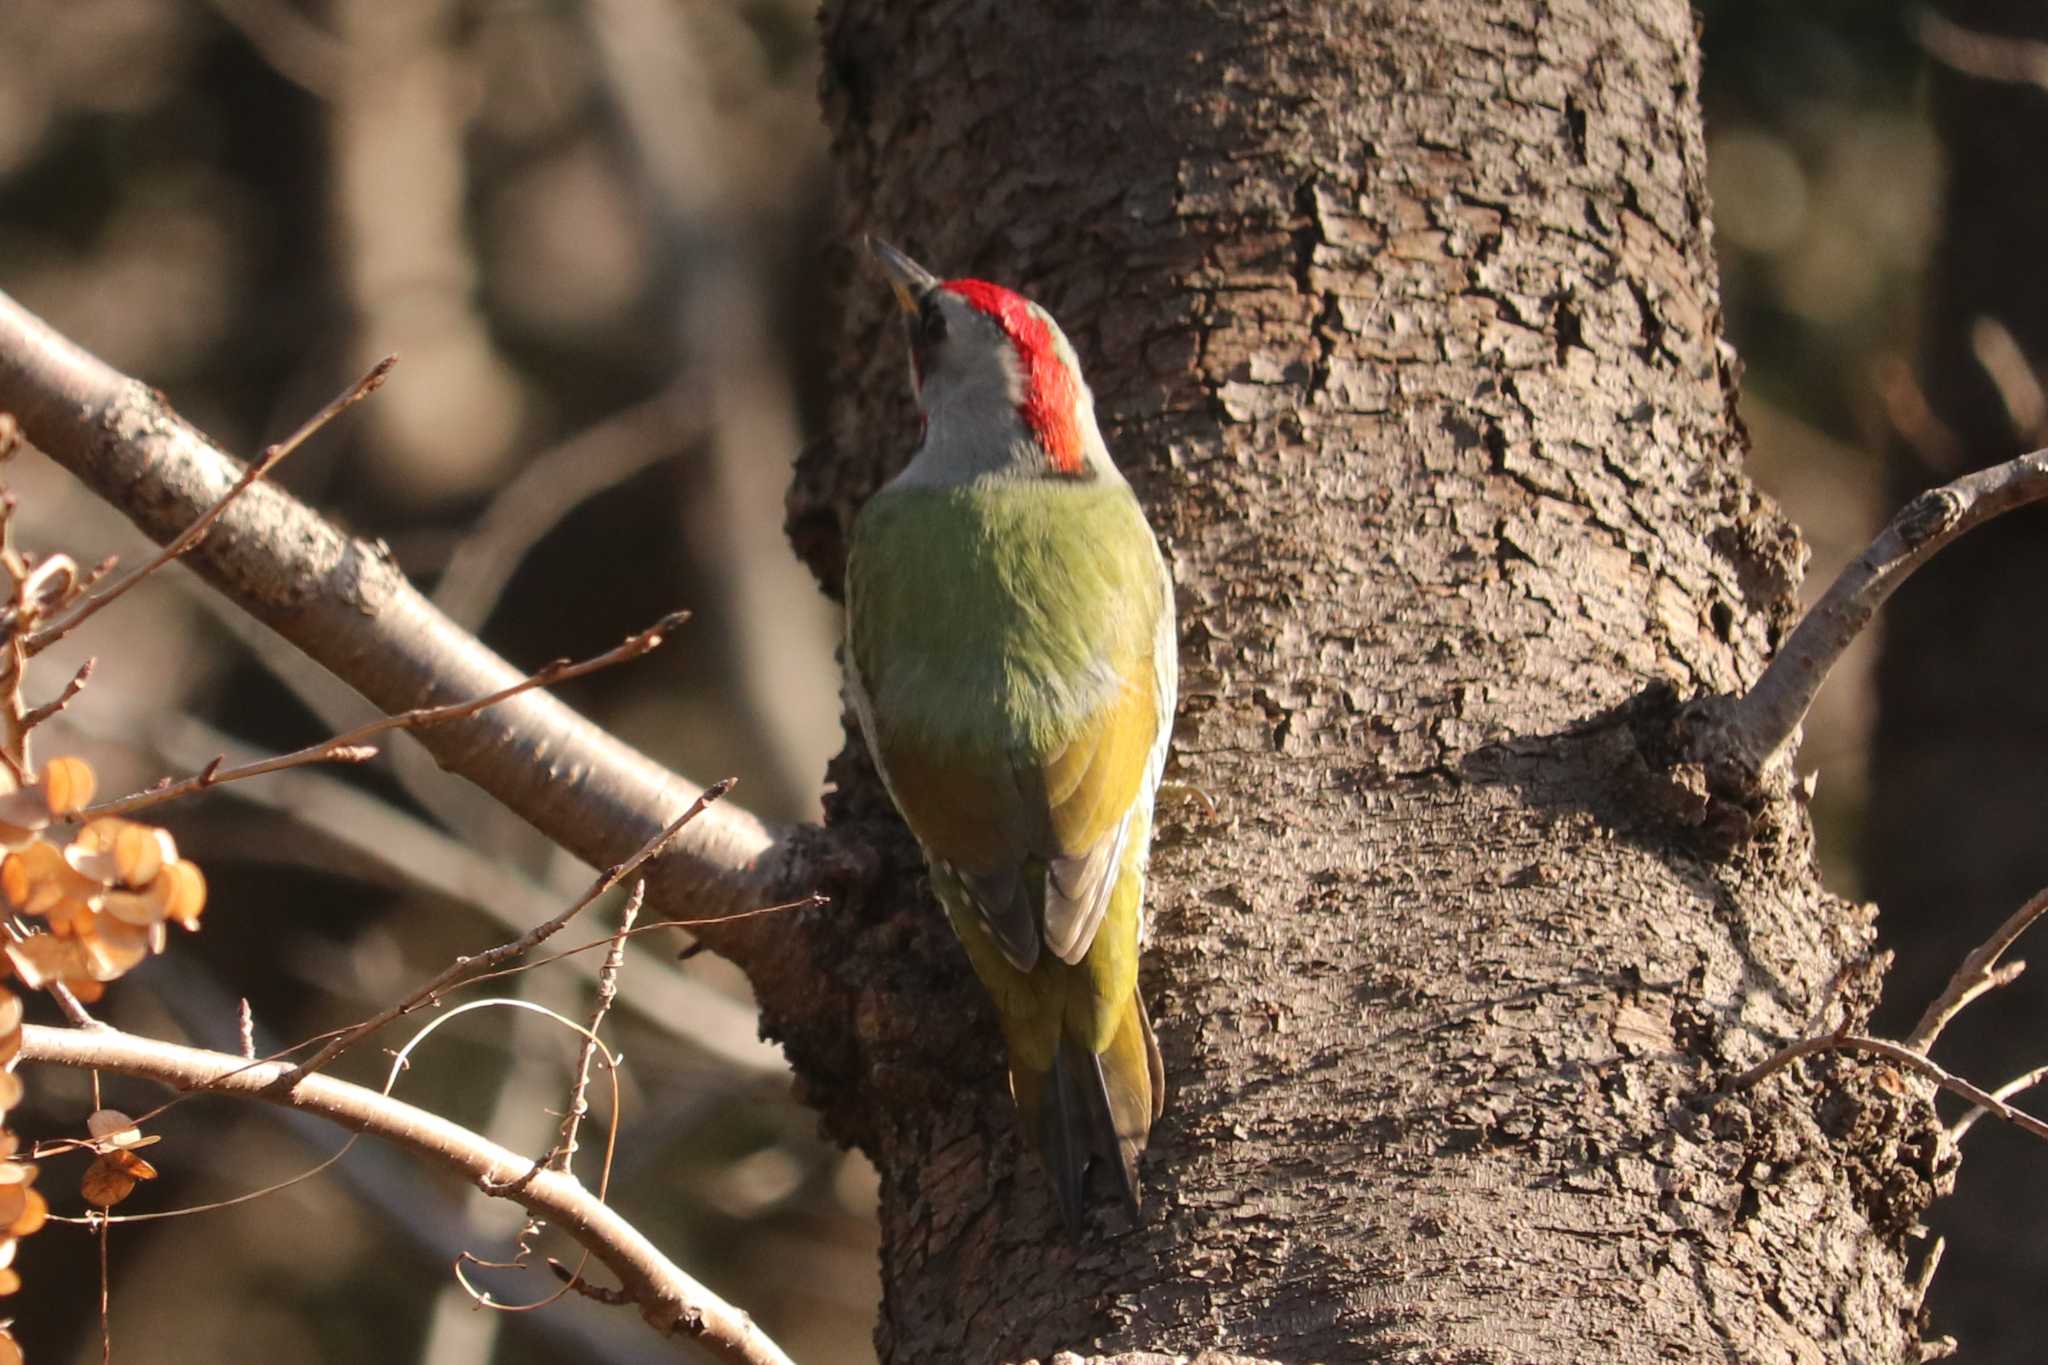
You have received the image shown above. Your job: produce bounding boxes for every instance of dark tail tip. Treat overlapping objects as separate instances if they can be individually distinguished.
[1041,1046,1091,1238]
[1040,1037,1144,1240]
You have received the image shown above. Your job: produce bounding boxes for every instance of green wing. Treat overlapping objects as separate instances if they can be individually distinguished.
[846,479,1169,971]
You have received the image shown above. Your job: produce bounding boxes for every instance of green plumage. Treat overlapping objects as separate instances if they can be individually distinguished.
[846,476,1170,1231]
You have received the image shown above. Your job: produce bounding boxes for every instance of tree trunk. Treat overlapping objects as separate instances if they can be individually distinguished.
[1865,2,2048,1357]
[788,1,1941,1359]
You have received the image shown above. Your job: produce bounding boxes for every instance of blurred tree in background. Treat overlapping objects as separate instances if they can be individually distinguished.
[0,0,2040,1359]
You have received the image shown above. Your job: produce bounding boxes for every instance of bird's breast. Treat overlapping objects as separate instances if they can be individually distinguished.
[847,481,1161,760]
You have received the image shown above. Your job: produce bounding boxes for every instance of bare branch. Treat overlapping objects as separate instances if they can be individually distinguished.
[1729,1032,2048,1148]
[18,1022,796,1365]
[1692,448,2048,775]
[1950,1066,2048,1145]
[0,289,819,1003]
[1906,884,2048,1050]
[83,610,689,820]
[26,355,395,655]
[20,655,94,733]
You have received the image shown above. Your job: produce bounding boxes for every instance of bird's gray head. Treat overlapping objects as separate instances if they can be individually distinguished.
[869,237,1115,483]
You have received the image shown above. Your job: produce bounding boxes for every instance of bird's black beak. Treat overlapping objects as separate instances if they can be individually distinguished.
[868,237,941,315]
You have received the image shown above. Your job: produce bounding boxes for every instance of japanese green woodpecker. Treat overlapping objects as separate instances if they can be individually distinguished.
[845,240,1173,1233]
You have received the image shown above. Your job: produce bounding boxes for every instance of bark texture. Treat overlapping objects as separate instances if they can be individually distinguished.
[791,1,1942,1359]
[1864,2,2048,1356]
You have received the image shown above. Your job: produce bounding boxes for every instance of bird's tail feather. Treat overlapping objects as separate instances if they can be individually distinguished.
[1029,988,1162,1237]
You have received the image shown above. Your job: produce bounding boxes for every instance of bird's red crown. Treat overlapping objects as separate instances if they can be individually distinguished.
[942,279,1086,476]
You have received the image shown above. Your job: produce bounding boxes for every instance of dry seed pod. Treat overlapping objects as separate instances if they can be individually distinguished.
[82,1150,155,1208]
[4,934,93,990]
[41,756,95,815]
[79,917,155,981]
[3,842,96,916]
[86,1109,151,1149]
[158,859,206,929]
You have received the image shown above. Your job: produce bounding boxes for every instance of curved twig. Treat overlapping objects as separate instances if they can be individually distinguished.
[1695,448,2048,775]
[284,778,733,1085]
[20,1022,795,1365]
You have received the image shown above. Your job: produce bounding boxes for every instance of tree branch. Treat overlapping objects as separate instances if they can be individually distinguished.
[25,354,395,656]
[18,1022,795,1365]
[1729,1030,2048,1148]
[1906,884,2048,1052]
[1690,448,2048,776]
[0,288,845,1017]
[84,609,690,821]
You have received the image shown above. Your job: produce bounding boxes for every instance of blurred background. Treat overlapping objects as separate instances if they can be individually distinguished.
[0,0,2035,1360]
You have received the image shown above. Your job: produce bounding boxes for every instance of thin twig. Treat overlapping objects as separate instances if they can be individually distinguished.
[552,1259,634,1305]
[47,979,99,1030]
[1728,1032,2048,1147]
[1910,1236,1946,1315]
[1694,447,2048,774]
[556,882,640,1173]
[98,1210,112,1365]
[484,881,643,1203]
[19,1022,797,1365]
[27,355,396,654]
[21,656,95,733]
[82,609,689,820]
[1949,1065,2048,1145]
[1906,884,2048,1051]
[58,702,789,1075]
[447,895,822,998]
[281,777,735,1085]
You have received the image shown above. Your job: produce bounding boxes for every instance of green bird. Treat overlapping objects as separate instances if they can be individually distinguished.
[845,239,1174,1233]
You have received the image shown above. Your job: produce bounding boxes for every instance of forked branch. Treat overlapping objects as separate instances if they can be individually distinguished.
[1730,881,2048,1153]
[1693,448,2048,776]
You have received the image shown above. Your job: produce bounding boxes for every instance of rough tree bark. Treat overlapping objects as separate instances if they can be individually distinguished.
[1865,2,2048,1356]
[779,1,1945,1359]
